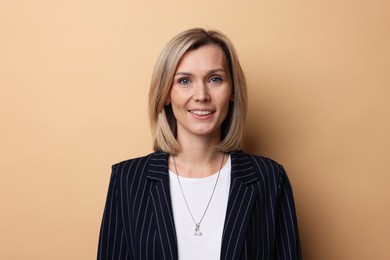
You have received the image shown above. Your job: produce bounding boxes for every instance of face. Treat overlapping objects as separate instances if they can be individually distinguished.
[167,44,233,142]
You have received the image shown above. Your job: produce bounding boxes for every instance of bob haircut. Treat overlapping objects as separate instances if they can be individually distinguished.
[149,28,247,154]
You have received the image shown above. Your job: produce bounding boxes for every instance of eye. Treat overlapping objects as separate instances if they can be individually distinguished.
[178,78,191,86]
[209,76,223,84]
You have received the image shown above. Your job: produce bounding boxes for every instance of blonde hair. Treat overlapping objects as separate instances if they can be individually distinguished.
[148,28,247,154]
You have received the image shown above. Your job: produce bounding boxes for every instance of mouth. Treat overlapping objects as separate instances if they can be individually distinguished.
[188,110,215,116]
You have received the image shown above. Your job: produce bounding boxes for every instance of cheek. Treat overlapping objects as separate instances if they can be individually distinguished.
[170,89,188,106]
[168,91,177,106]
[223,92,233,107]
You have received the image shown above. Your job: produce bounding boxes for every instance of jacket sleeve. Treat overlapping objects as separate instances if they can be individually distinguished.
[97,166,131,260]
[273,165,302,260]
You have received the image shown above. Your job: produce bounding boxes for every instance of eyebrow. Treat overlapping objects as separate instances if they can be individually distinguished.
[174,68,226,77]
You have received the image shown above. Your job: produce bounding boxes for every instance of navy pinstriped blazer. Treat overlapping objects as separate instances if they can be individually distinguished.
[97,151,301,260]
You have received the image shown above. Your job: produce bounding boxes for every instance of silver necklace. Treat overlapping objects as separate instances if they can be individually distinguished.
[173,154,225,236]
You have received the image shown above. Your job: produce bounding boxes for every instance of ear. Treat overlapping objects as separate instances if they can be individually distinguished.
[165,97,171,105]
[230,94,235,102]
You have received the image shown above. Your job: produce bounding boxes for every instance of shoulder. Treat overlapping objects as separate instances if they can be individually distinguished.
[113,151,167,168]
[231,150,287,179]
[231,151,294,196]
[112,153,152,171]
[110,151,169,178]
[231,150,283,169]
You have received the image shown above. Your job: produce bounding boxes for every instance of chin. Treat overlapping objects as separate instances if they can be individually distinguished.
[191,128,220,137]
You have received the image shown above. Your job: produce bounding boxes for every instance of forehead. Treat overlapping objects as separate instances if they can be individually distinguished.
[175,44,228,72]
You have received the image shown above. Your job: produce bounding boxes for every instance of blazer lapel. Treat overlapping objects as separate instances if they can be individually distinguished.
[145,151,178,260]
[221,151,260,260]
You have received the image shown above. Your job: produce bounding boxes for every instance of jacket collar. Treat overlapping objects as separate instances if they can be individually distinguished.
[145,150,259,183]
[145,150,170,181]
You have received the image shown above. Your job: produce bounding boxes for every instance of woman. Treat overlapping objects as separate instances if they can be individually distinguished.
[97,28,301,260]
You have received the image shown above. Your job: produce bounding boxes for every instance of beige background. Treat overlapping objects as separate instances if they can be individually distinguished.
[1,0,389,259]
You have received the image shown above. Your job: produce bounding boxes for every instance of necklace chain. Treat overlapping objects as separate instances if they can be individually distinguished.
[173,154,225,236]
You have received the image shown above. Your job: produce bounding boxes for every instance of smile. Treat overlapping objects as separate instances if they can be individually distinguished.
[189,110,214,116]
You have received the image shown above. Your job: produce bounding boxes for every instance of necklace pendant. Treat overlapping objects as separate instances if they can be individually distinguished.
[194,224,202,236]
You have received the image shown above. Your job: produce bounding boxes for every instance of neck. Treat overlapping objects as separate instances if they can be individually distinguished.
[170,135,227,178]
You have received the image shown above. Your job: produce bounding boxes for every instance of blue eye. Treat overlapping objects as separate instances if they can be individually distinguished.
[179,78,191,85]
[210,77,223,84]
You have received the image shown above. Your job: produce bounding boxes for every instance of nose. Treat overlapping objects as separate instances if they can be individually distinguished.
[193,82,210,102]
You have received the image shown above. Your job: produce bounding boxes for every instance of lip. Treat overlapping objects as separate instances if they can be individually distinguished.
[188,109,215,120]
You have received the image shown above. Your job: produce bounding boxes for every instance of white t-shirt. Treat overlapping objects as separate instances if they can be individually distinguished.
[169,155,231,260]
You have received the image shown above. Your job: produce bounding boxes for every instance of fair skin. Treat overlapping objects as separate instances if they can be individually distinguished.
[166,44,233,177]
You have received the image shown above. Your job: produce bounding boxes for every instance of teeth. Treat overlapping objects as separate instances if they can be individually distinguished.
[190,110,212,115]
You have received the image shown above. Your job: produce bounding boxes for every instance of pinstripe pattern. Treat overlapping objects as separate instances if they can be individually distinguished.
[97,151,301,260]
